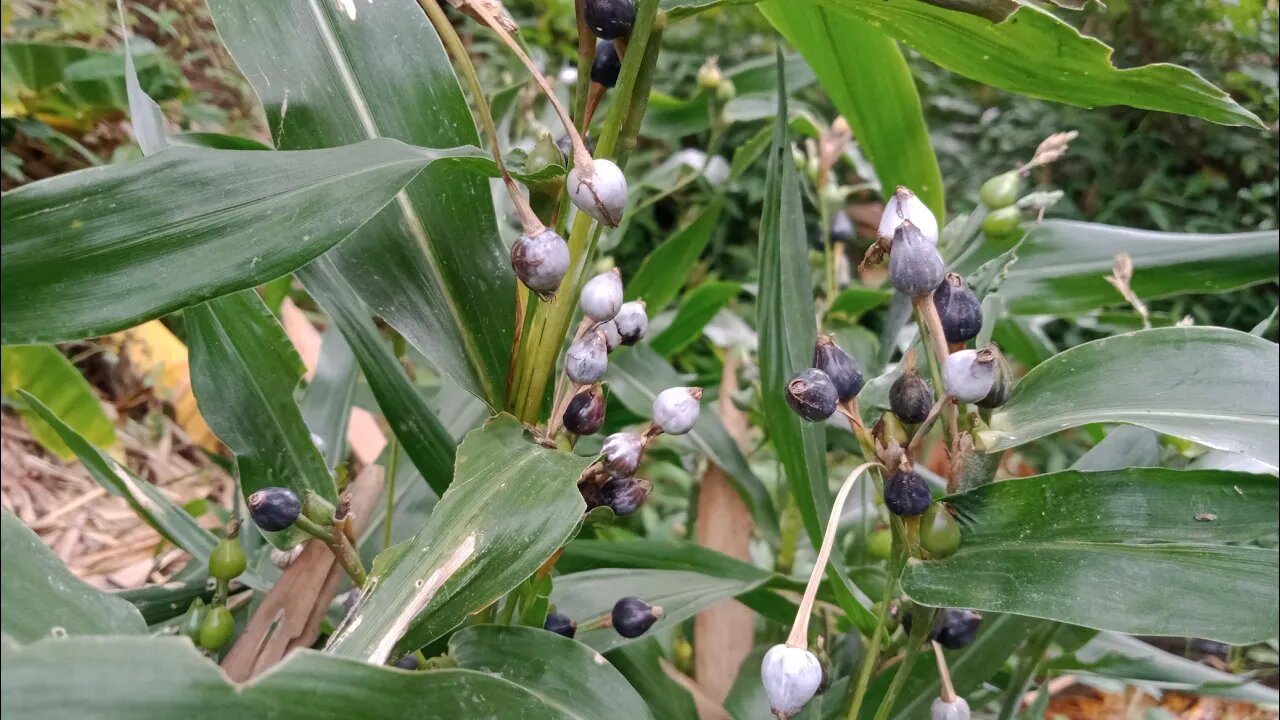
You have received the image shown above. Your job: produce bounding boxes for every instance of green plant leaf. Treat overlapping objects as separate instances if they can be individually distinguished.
[901,468,1279,644]
[607,346,779,541]
[762,2,944,218]
[979,327,1280,468]
[607,638,700,720]
[1049,631,1280,705]
[300,329,358,470]
[0,636,587,719]
[756,52,829,549]
[1,508,147,643]
[326,415,590,661]
[811,0,1263,128]
[985,221,1279,316]
[300,259,457,494]
[0,139,490,346]
[559,540,772,583]
[627,200,724,313]
[826,288,894,323]
[186,290,337,547]
[1,345,115,460]
[208,0,515,406]
[550,567,769,653]
[0,41,176,120]
[650,281,742,357]
[450,625,655,720]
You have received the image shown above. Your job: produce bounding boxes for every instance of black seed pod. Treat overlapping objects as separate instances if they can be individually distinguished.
[394,654,420,670]
[883,465,932,517]
[603,477,651,516]
[888,222,946,297]
[611,596,663,638]
[563,385,606,436]
[786,368,839,422]
[976,344,1014,409]
[889,365,934,425]
[813,335,864,402]
[578,481,607,510]
[584,0,636,39]
[544,611,578,639]
[248,487,301,532]
[932,273,982,343]
[935,609,983,649]
[590,40,621,88]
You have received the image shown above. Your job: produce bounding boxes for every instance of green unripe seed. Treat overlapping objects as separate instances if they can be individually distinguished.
[180,598,206,642]
[920,502,962,559]
[867,527,893,561]
[199,605,235,650]
[979,171,1022,209]
[981,205,1022,237]
[208,537,247,582]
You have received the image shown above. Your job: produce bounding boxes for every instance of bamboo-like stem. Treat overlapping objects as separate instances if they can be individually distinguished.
[453,0,592,171]
[294,513,368,586]
[933,640,956,703]
[996,622,1060,720]
[786,461,884,648]
[419,0,546,235]
[870,608,934,720]
[842,551,902,719]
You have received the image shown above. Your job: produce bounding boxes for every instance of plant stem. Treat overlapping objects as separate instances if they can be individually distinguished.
[870,608,934,720]
[932,641,956,702]
[996,622,1060,720]
[842,552,902,720]
[294,514,368,586]
[383,436,399,551]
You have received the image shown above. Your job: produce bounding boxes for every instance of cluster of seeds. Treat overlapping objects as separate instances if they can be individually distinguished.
[179,523,249,652]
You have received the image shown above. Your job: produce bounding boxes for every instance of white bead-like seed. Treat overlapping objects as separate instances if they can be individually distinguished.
[511,229,571,296]
[601,432,645,478]
[568,158,628,227]
[565,331,609,384]
[931,696,971,720]
[760,644,823,718]
[598,320,621,352]
[879,185,939,246]
[579,269,624,322]
[652,386,702,435]
[942,349,995,404]
[613,300,648,345]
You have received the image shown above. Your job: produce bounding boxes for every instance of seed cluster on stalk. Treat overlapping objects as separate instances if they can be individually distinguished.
[784,335,865,424]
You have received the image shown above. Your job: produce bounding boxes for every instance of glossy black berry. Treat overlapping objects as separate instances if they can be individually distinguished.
[590,40,621,88]
[247,486,301,532]
[603,477,650,516]
[584,0,636,40]
[786,368,839,422]
[563,385,606,436]
[884,467,932,517]
[933,274,982,344]
[544,611,578,639]
[813,335,864,402]
[611,596,663,638]
[394,654,420,670]
[889,368,934,424]
[935,608,983,649]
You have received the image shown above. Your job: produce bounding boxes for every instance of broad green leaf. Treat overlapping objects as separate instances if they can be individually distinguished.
[327,415,590,661]
[901,468,1279,644]
[1,509,146,642]
[187,290,337,547]
[723,647,773,720]
[0,139,489,346]
[627,200,724,313]
[117,572,214,626]
[0,636,577,719]
[607,346,779,541]
[559,540,771,583]
[825,288,894,323]
[990,221,1279,316]
[979,327,1280,468]
[650,281,742,357]
[209,0,515,406]
[116,0,167,155]
[0,41,175,122]
[607,638,700,720]
[762,2,944,219]
[550,568,769,652]
[1,345,115,460]
[14,391,279,589]
[757,52,829,548]
[450,625,655,720]
[1072,426,1160,473]
[300,329,358,470]
[300,259,457,494]
[1049,631,1280,705]
[811,0,1263,128]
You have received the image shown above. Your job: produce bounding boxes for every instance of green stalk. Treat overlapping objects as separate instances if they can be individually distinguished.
[996,622,1060,720]
[842,552,902,719]
[383,437,399,551]
[509,2,664,422]
[870,608,935,720]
